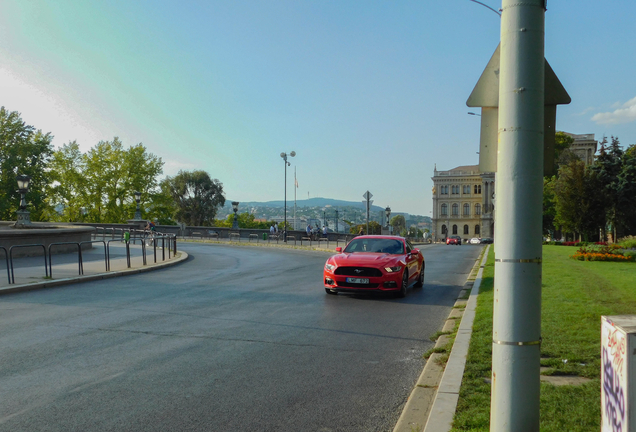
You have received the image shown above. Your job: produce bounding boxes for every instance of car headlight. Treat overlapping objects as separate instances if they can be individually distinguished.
[325,263,335,271]
[385,266,403,273]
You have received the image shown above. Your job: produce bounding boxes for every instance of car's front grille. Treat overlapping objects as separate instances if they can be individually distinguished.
[337,282,380,288]
[334,267,382,277]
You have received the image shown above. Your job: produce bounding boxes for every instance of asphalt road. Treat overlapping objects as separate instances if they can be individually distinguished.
[0,242,482,432]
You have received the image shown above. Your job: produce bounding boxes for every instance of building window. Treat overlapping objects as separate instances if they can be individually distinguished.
[464,224,469,235]
[474,185,482,194]
[463,185,470,194]
[451,185,459,195]
[452,224,458,235]
[440,185,448,195]
[463,203,470,216]
[441,224,447,235]
[475,204,481,215]
[441,203,448,216]
[475,224,480,235]
[452,203,459,216]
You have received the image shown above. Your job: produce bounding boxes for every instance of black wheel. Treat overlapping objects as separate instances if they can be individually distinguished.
[325,288,338,295]
[397,271,408,298]
[415,267,425,288]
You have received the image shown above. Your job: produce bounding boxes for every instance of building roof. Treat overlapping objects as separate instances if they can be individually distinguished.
[450,165,478,172]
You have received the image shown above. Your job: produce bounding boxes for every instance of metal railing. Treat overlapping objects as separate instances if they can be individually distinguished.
[0,246,10,284]
[2,230,179,285]
[9,244,49,284]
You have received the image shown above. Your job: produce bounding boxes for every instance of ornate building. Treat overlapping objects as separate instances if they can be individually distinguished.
[431,132,597,243]
[431,165,494,242]
[562,132,597,166]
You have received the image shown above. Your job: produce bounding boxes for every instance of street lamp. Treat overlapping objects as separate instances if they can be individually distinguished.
[134,191,142,220]
[15,174,32,226]
[232,201,239,230]
[280,151,296,242]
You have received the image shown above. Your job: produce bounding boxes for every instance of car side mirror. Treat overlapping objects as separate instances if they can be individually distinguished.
[411,248,420,255]
[335,247,342,253]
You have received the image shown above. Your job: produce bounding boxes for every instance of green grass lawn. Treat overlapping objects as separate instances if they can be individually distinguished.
[450,245,636,432]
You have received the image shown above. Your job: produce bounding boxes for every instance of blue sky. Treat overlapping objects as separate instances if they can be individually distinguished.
[1,1,634,216]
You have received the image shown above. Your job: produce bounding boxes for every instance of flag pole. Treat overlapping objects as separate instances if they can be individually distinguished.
[294,167,297,231]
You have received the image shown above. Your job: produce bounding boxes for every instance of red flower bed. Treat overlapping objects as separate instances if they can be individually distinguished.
[571,244,635,262]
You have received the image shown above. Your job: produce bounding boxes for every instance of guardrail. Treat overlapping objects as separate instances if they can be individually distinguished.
[9,244,49,284]
[2,230,179,285]
[48,242,82,278]
[0,246,10,284]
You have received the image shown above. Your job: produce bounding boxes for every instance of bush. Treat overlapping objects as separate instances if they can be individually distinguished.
[571,244,635,262]
[618,236,636,249]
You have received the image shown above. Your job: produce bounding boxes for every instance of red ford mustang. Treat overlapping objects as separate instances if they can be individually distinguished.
[323,235,425,297]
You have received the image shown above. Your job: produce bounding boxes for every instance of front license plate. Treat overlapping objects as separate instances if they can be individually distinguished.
[346,277,369,284]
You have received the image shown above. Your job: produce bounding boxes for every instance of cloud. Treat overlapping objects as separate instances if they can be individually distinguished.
[574,107,594,116]
[591,96,636,124]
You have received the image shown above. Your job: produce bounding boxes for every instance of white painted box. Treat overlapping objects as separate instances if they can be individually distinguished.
[602,315,636,432]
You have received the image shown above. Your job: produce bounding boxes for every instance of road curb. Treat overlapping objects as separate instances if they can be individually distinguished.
[393,245,489,432]
[0,251,189,296]
[422,245,490,432]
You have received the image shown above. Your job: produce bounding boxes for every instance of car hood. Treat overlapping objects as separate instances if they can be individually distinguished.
[330,252,403,267]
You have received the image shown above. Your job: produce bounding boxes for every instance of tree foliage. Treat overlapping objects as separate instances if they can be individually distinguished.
[542,176,557,237]
[553,160,584,236]
[350,221,381,235]
[163,170,225,226]
[0,107,53,221]
[214,212,272,229]
[550,136,635,241]
[47,138,163,223]
[390,215,406,234]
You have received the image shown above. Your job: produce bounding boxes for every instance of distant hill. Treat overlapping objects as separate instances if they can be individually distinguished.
[233,197,386,213]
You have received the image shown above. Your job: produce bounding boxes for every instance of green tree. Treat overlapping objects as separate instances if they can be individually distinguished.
[590,136,624,240]
[390,215,406,234]
[46,141,87,222]
[554,160,586,238]
[49,138,163,223]
[617,144,636,235]
[163,170,225,226]
[0,107,53,221]
[350,221,381,235]
[217,212,272,229]
[542,176,557,237]
[553,160,604,241]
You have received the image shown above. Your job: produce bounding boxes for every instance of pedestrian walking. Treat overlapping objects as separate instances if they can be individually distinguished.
[322,225,327,238]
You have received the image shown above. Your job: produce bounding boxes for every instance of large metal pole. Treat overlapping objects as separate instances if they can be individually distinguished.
[491,1,545,431]
[284,159,287,242]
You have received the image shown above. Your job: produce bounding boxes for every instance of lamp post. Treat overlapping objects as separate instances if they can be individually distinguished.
[134,191,142,220]
[15,174,32,227]
[232,201,239,230]
[280,151,295,242]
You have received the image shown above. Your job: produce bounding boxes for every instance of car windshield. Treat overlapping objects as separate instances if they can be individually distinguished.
[343,238,404,254]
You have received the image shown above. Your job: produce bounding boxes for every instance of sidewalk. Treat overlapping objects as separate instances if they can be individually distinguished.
[0,240,188,295]
[393,245,490,432]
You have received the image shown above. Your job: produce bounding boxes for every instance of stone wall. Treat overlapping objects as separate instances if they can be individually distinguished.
[0,222,95,258]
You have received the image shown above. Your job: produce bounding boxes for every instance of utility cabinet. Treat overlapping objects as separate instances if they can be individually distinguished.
[602,315,636,431]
